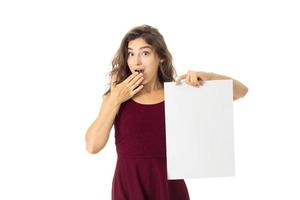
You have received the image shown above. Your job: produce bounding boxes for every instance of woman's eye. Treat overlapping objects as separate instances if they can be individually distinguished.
[142,51,150,56]
[128,51,149,57]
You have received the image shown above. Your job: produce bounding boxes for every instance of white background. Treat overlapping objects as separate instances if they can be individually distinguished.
[1,0,299,199]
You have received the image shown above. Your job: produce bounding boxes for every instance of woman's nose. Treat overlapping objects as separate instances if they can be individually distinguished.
[135,54,142,65]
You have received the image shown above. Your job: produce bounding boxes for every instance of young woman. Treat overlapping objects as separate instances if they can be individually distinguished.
[85,24,248,200]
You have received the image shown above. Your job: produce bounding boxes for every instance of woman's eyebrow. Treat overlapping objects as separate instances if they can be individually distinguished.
[128,46,153,51]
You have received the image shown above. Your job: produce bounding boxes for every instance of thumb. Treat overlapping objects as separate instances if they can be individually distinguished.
[111,73,117,90]
[175,74,186,85]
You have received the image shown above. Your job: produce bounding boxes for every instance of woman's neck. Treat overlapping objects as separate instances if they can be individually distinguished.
[141,79,163,94]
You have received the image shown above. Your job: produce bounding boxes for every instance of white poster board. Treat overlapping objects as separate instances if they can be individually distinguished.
[164,80,235,179]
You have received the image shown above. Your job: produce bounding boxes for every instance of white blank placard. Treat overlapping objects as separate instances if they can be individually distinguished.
[164,80,234,179]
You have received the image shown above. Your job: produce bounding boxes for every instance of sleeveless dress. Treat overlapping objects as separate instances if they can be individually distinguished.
[111,98,190,200]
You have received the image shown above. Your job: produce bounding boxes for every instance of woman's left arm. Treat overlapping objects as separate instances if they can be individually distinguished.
[175,71,248,101]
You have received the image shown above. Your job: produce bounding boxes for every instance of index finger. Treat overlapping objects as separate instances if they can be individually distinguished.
[124,72,139,83]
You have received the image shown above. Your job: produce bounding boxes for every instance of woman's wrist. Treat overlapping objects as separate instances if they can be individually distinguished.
[196,71,212,81]
[201,71,214,80]
[104,94,122,108]
[207,72,214,80]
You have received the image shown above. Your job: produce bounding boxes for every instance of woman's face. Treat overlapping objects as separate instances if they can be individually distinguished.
[127,38,163,85]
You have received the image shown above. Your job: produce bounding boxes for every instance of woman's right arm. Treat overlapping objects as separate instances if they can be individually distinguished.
[85,72,144,154]
[85,94,121,154]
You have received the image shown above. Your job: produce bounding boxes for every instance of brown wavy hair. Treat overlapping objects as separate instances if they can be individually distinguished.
[103,24,177,96]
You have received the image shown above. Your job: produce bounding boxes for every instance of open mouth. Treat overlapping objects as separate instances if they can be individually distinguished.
[135,69,144,74]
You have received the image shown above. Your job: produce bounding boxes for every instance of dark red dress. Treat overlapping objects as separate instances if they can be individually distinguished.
[112,98,190,200]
